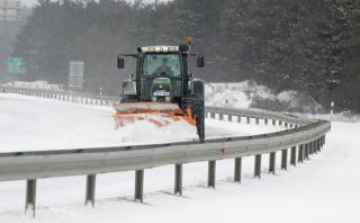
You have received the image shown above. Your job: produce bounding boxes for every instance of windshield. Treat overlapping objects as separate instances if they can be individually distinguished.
[143,54,181,77]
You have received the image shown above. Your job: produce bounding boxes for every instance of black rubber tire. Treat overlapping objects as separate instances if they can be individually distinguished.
[195,99,205,142]
[182,80,205,142]
[192,80,205,142]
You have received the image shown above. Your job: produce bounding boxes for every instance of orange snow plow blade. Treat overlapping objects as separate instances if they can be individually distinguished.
[113,102,196,128]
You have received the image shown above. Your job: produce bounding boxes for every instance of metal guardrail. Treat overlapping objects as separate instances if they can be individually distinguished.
[0,86,120,106]
[0,86,331,217]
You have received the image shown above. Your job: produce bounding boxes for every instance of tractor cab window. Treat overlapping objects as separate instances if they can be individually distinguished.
[143,54,181,78]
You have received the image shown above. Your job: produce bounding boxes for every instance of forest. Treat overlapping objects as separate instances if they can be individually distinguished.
[9,0,360,112]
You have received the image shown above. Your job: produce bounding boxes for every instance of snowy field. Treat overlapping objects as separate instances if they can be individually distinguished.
[0,93,359,223]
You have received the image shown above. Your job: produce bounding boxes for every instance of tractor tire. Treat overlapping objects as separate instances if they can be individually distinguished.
[182,79,205,142]
[195,99,205,142]
[193,80,205,142]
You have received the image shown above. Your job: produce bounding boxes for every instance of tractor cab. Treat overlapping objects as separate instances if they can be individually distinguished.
[117,44,204,104]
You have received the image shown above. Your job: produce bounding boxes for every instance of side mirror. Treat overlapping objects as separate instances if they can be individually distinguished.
[197,54,205,68]
[117,56,125,69]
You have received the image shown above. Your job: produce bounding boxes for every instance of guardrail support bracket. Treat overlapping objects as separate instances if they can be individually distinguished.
[290,146,297,166]
[237,116,241,123]
[174,164,183,195]
[234,157,242,183]
[135,170,144,202]
[208,161,216,188]
[298,144,304,162]
[25,179,37,217]
[85,174,96,206]
[254,155,262,178]
[305,144,309,160]
[281,149,288,170]
[269,152,276,174]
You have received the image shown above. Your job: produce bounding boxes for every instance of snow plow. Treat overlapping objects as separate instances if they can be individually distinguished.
[114,39,206,141]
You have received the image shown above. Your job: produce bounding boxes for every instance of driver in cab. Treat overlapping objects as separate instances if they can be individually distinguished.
[155,57,173,76]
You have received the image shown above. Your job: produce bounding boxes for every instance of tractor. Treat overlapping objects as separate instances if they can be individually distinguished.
[115,38,206,141]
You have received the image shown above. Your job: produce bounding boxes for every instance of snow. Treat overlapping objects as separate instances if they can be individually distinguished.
[1,93,358,223]
[205,80,274,108]
[205,81,322,112]
[0,120,359,223]
[0,93,278,152]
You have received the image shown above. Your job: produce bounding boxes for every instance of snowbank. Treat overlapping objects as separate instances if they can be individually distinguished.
[205,80,322,113]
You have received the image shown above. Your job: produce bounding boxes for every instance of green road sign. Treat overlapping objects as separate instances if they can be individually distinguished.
[7,57,26,74]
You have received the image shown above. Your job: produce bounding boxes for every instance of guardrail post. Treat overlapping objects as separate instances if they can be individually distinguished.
[272,119,276,126]
[269,152,276,174]
[281,149,288,170]
[85,174,96,206]
[314,139,318,153]
[25,179,37,217]
[310,142,314,155]
[246,117,251,124]
[304,143,309,160]
[279,120,282,126]
[264,118,268,125]
[237,116,241,123]
[228,114,232,122]
[208,161,216,188]
[256,118,260,125]
[234,157,242,183]
[135,170,144,202]
[290,146,297,166]
[313,140,316,153]
[313,140,318,154]
[298,144,304,162]
[284,122,288,128]
[320,136,323,150]
[174,164,183,195]
[219,113,224,120]
[210,112,215,119]
[254,154,262,178]
[317,138,321,152]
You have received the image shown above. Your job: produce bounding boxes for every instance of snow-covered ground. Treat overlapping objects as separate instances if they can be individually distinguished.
[0,93,279,152]
[0,93,359,223]
[0,121,359,223]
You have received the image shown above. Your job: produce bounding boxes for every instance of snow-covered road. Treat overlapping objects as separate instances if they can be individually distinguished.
[0,93,279,152]
[1,93,358,223]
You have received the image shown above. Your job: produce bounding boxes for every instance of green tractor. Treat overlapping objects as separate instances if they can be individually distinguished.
[114,40,206,141]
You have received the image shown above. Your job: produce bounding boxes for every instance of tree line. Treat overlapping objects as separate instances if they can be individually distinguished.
[13,0,360,112]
